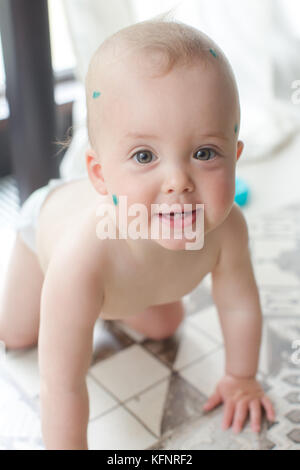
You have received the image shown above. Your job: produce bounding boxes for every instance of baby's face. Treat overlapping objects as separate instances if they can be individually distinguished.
[87,55,243,251]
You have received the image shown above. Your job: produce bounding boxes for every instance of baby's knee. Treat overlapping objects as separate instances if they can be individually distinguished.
[149,301,185,340]
[0,328,36,350]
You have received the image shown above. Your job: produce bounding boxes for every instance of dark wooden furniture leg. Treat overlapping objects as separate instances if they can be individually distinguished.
[0,0,59,203]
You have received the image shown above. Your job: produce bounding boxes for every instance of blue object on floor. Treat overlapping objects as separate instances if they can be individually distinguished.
[235,177,250,206]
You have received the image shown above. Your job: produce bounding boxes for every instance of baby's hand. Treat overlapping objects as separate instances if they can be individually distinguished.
[202,374,276,433]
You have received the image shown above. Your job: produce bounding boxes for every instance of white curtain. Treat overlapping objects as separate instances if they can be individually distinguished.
[59,0,300,179]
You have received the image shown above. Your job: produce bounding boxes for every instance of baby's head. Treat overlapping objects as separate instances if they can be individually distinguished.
[85,18,244,250]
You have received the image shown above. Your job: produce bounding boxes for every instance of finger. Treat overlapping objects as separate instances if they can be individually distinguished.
[249,399,261,433]
[232,399,249,434]
[222,399,235,430]
[203,390,222,411]
[261,396,276,422]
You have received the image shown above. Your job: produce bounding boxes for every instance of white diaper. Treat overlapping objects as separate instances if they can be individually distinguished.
[16,178,72,253]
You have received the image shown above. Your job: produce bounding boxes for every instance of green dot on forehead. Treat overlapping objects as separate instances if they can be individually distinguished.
[234,124,238,134]
[92,91,101,99]
[112,194,118,206]
[209,48,218,58]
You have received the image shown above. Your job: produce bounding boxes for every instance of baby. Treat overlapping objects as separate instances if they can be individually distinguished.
[0,19,275,449]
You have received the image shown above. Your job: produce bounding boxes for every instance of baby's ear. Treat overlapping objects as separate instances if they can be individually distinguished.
[85,148,108,195]
[236,140,244,161]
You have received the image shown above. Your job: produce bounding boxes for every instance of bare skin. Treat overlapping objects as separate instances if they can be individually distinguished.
[0,56,275,449]
[36,177,220,319]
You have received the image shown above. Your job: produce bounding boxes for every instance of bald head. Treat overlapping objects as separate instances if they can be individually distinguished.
[85,19,240,155]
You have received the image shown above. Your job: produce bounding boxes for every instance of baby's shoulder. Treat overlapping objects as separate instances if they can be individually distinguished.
[213,203,250,270]
[47,208,111,285]
[219,203,248,239]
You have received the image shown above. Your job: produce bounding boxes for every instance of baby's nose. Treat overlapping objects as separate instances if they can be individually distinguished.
[162,167,194,194]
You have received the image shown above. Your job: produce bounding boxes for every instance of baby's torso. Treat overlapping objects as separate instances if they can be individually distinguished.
[36,178,220,320]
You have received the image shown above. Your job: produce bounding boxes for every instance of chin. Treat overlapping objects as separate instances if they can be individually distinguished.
[155,238,187,251]
[149,213,205,251]
[154,235,204,252]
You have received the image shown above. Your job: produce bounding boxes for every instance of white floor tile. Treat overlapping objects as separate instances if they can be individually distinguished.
[173,322,218,371]
[179,348,224,397]
[0,371,41,440]
[125,379,170,437]
[90,344,170,402]
[188,305,223,343]
[2,347,40,398]
[87,375,118,420]
[88,405,157,450]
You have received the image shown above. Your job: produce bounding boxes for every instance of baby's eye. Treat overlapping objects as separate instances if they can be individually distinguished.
[132,150,156,164]
[194,148,216,161]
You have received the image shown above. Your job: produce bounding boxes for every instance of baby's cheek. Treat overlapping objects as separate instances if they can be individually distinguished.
[219,179,235,207]
[208,170,234,203]
[205,175,235,224]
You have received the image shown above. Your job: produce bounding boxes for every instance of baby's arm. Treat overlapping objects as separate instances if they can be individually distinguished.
[38,241,104,450]
[206,205,275,432]
[211,205,261,378]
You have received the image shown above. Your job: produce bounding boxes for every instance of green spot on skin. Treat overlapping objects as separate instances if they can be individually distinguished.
[112,194,118,206]
[209,48,218,58]
[92,91,101,99]
[234,124,238,134]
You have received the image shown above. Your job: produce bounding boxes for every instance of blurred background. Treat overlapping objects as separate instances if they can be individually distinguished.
[0,0,300,229]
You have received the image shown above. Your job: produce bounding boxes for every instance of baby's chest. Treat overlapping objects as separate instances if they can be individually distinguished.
[99,247,217,320]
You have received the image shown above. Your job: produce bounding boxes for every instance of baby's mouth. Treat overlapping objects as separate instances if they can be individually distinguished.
[158,209,196,218]
[156,209,200,229]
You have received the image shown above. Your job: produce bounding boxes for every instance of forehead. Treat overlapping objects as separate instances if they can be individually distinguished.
[96,57,237,139]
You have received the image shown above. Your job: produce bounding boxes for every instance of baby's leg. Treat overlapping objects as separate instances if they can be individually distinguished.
[120,300,185,340]
[0,232,44,350]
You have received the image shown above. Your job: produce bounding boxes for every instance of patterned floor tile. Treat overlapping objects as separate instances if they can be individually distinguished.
[254,261,300,287]
[277,239,300,279]
[252,239,299,261]
[148,406,271,450]
[259,286,300,317]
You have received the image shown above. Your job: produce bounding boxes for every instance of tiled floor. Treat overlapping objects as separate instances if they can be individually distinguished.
[0,175,300,450]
